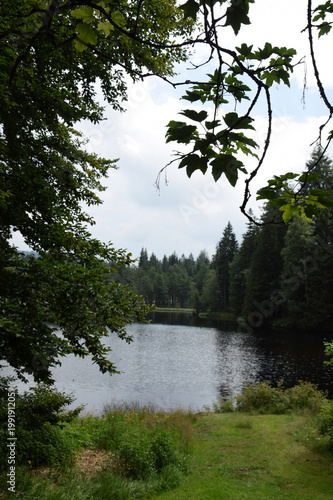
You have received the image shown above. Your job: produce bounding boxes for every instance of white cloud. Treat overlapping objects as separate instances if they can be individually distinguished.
[82,85,333,260]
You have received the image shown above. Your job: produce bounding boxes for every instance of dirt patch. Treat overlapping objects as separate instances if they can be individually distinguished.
[75,449,115,477]
[30,448,116,480]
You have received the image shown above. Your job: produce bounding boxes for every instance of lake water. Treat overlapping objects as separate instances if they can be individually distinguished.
[2,313,332,414]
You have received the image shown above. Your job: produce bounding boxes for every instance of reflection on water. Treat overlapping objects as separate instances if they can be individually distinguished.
[2,313,332,414]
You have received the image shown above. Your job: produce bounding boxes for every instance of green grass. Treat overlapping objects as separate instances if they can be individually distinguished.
[1,385,332,500]
[0,404,195,499]
[151,412,333,500]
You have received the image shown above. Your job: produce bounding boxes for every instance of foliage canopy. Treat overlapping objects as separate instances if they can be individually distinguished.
[0,0,192,383]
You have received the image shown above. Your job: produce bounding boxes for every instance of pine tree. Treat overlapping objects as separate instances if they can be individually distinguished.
[214,222,238,311]
[229,214,260,314]
[243,206,287,323]
[280,216,317,328]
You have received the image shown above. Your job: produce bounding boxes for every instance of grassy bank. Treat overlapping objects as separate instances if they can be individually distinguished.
[1,383,332,499]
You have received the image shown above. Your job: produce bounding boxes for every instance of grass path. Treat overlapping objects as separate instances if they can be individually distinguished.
[151,413,333,500]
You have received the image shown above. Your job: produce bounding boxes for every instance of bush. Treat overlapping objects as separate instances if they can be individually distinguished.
[318,400,333,450]
[227,380,327,415]
[117,426,181,479]
[18,424,74,468]
[118,435,155,479]
[0,378,83,470]
[150,429,178,471]
[204,389,235,413]
[285,381,326,413]
[324,340,333,368]
[236,381,288,414]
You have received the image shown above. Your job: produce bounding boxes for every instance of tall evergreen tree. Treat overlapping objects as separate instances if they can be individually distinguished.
[138,248,149,269]
[214,222,238,311]
[153,273,169,307]
[305,147,333,243]
[294,147,333,329]
[243,206,287,324]
[229,213,260,314]
[280,216,317,328]
[194,250,210,295]
[201,269,219,311]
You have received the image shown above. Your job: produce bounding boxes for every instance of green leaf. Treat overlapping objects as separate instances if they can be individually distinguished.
[205,120,221,130]
[74,38,88,52]
[76,23,98,48]
[180,0,200,20]
[165,121,197,144]
[225,0,252,35]
[179,109,208,122]
[97,21,113,36]
[71,7,95,23]
[298,172,320,183]
[256,187,278,201]
[111,10,126,28]
[260,42,273,59]
[279,204,295,223]
[318,22,332,37]
[179,154,208,177]
[236,43,253,58]
[210,155,242,185]
[182,90,202,103]
[224,112,255,130]
[224,112,239,128]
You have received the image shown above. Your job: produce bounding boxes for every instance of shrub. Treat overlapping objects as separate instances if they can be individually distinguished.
[324,340,333,368]
[0,423,74,470]
[0,378,83,470]
[236,381,288,414]
[285,381,327,413]
[18,424,74,468]
[117,426,181,480]
[204,389,235,413]
[317,400,333,450]
[118,433,155,479]
[150,429,178,471]
[231,380,326,415]
[15,384,83,429]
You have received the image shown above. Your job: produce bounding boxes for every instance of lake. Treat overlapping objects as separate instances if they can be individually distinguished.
[2,312,332,414]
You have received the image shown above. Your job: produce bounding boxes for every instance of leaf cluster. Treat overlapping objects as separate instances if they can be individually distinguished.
[160,0,333,224]
[1,0,190,383]
[163,1,299,193]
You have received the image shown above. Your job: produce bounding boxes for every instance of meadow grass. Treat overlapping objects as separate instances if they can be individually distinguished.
[0,383,332,499]
[150,412,333,500]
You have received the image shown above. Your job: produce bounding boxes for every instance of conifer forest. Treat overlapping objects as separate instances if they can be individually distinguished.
[121,147,333,332]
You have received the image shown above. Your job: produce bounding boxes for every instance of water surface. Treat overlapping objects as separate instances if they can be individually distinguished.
[2,314,332,414]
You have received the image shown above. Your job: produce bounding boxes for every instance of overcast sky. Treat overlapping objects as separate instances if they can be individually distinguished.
[16,0,333,261]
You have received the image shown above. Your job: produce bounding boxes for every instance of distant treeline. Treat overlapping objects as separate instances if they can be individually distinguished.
[117,148,333,331]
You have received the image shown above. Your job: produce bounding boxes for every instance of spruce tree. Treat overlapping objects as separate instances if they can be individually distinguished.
[214,222,238,311]
[229,214,260,314]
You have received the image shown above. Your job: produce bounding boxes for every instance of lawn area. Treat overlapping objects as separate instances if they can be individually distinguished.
[151,412,333,500]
